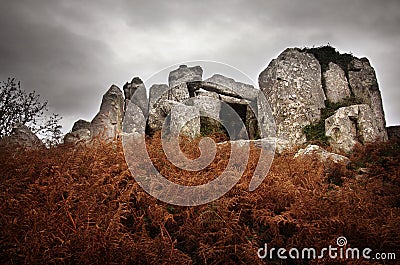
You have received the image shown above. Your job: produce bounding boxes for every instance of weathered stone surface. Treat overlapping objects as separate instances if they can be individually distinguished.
[0,123,44,149]
[123,77,148,117]
[64,119,91,144]
[295,144,350,165]
[387,126,400,140]
[190,92,221,130]
[148,97,175,133]
[64,129,91,144]
[348,58,388,140]
[168,82,190,102]
[323,62,351,103]
[259,48,326,147]
[169,65,203,88]
[90,85,124,140]
[167,65,203,103]
[325,104,385,153]
[122,101,146,137]
[168,103,200,138]
[149,84,169,110]
[205,74,259,100]
[71,119,90,132]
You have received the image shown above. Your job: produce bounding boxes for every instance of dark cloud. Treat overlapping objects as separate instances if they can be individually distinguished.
[0,0,399,132]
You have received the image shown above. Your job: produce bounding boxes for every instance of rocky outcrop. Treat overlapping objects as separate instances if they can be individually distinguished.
[259,46,388,153]
[348,58,388,140]
[258,48,326,147]
[0,123,44,149]
[90,85,124,140]
[67,45,389,157]
[295,144,350,165]
[323,62,351,103]
[325,104,384,153]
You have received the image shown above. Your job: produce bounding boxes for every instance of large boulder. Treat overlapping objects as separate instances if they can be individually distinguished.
[258,48,325,147]
[325,104,385,153]
[64,119,91,144]
[0,123,44,149]
[90,85,124,140]
[323,62,351,103]
[348,58,388,140]
[295,144,350,165]
[205,74,259,100]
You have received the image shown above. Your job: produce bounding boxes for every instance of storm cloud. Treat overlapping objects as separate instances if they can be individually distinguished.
[0,0,399,132]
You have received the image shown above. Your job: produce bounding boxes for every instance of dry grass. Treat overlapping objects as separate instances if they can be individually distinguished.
[1,134,399,264]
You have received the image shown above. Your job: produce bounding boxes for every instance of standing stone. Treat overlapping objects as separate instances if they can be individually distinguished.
[149,84,169,110]
[147,84,171,133]
[0,123,44,149]
[123,101,146,137]
[325,104,384,153]
[190,91,221,131]
[168,65,203,102]
[169,65,203,88]
[169,103,200,138]
[348,58,388,140]
[123,77,148,117]
[323,62,351,103]
[90,85,124,140]
[258,48,326,147]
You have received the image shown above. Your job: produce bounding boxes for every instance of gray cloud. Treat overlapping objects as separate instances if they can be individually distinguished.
[0,0,399,132]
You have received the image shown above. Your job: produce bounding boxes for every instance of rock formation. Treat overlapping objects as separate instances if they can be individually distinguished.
[66,45,390,156]
[64,119,91,144]
[90,85,124,140]
[65,85,124,144]
[347,58,387,140]
[325,104,382,153]
[123,77,148,117]
[147,65,263,140]
[259,46,388,153]
[258,48,326,147]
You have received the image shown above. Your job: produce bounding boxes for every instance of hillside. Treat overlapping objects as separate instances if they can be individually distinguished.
[1,133,399,264]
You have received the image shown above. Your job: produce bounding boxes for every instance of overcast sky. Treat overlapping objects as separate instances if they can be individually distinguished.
[1,0,399,132]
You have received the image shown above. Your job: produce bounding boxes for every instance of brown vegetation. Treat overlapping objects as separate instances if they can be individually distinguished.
[1,134,399,264]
